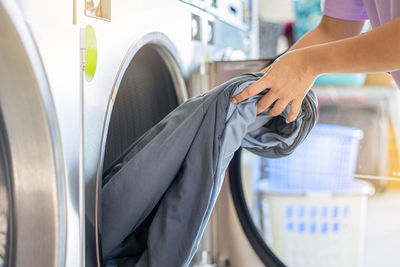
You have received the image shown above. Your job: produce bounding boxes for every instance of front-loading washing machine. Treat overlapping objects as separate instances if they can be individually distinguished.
[1,0,288,266]
[74,0,260,266]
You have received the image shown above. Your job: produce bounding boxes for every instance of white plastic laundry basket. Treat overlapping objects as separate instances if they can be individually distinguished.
[259,180,374,267]
[264,124,364,191]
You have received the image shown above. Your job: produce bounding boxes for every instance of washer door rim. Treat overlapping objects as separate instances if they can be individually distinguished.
[0,1,67,266]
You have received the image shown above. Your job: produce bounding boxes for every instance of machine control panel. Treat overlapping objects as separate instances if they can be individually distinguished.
[191,13,202,41]
[180,0,251,32]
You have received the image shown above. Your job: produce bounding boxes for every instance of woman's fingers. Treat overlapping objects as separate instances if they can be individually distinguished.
[256,91,279,114]
[266,97,291,116]
[232,77,269,104]
[286,98,302,123]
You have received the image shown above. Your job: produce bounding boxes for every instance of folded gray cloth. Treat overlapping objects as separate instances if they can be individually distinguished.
[102,72,318,267]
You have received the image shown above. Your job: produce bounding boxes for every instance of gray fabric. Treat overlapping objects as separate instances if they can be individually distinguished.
[102,73,318,267]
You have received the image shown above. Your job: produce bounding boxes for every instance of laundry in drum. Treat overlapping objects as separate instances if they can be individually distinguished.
[101,72,318,267]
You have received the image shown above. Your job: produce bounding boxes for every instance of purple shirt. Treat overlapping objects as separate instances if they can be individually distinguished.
[322,0,400,87]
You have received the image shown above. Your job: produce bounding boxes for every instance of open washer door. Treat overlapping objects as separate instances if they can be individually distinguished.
[0,1,66,266]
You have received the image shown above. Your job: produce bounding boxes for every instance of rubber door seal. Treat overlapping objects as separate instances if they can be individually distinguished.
[228,149,286,267]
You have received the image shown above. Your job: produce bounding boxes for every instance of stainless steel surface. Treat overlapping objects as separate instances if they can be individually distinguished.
[0,0,67,266]
[5,1,87,267]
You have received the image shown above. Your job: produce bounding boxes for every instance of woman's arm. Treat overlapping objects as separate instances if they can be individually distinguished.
[261,16,365,71]
[233,16,400,123]
[289,15,365,50]
[306,16,400,74]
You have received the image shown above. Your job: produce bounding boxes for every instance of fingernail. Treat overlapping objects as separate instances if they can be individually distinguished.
[231,98,238,104]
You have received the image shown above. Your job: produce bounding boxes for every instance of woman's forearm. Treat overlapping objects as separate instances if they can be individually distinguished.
[289,16,365,51]
[303,16,400,75]
[289,27,338,51]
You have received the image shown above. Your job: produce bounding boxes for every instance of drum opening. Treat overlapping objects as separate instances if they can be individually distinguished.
[102,44,184,175]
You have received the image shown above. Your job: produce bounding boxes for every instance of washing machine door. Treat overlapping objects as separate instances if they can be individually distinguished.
[0,1,66,266]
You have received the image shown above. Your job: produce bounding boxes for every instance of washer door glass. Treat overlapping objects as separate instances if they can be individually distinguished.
[232,86,400,267]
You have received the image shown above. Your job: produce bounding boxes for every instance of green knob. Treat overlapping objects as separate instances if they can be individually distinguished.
[85,25,97,82]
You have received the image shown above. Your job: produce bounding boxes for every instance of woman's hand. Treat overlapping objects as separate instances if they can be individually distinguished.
[232,50,318,123]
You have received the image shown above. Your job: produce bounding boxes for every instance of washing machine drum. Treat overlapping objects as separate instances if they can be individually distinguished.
[103,44,180,174]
